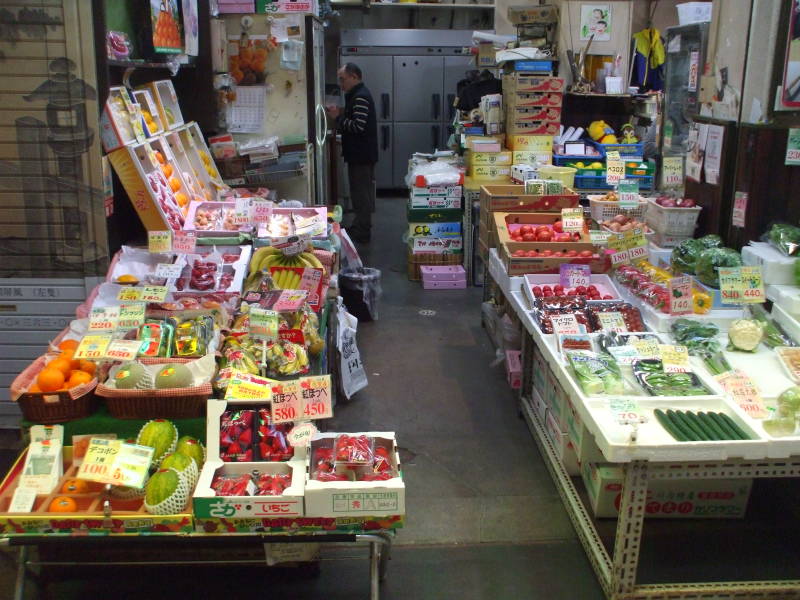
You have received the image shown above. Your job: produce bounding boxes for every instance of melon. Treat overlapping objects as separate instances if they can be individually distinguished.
[136,419,178,464]
[155,363,193,389]
[160,452,192,473]
[114,362,147,389]
[145,468,180,506]
[175,436,205,469]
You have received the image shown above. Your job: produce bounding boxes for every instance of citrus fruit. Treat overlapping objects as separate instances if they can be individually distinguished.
[68,371,92,387]
[47,357,72,378]
[49,496,78,513]
[61,479,89,494]
[27,384,41,394]
[161,163,173,178]
[79,360,96,376]
[37,368,65,392]
[154,150,165,164]
[58,340,79,352]
[116,274,139,284]
[168,176,182,192]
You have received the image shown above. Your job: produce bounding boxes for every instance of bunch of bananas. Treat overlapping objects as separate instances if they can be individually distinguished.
[245,246,324,291]
[272,268,301,290]
[264,340,310,377]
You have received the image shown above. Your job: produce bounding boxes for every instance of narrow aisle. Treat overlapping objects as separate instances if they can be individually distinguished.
[333,196,573,545]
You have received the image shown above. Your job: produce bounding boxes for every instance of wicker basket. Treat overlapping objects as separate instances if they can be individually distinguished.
[96,357,212,420]
[407,250,463,281]
[11,355,99,424]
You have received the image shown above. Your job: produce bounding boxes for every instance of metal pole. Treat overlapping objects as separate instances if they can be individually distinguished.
[611,460,648,598]
[14,546,27,600]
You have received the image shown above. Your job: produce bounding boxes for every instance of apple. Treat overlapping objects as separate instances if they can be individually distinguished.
[522,233,536,242]
[552,220,563,233]
[537,230,553,242]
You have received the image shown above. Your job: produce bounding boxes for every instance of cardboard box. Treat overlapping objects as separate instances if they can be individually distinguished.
[193,460,306,519]
[506,134,554,152]
[180,122,224,186]
[499,241,610,276]
[505,350,522,389]
[503,74,565,93]
[508,4,559,25]
[511,164,537,184]
[408,222,461,238]
[410,236,463,255]
[136,80,184,130]
[480,185,578,213]
[100,87,144,152]
[493,212,589,246]
[464,134,505,151]
[531,389,548,423]
[532,346,548,400]
[513,150,552,166]
[304,432,405,518]
[469,151,513,166]
[469,165,512,181]
[407,207,463,223]
[504,91,564,109]
[506,120,561,136]
[582,461,752,519]
[508,106,562,122]
[545,410,580,476]
[546,368,566,428]
[477,42,497,67]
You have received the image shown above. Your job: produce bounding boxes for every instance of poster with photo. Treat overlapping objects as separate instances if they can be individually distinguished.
[580,4,611,42]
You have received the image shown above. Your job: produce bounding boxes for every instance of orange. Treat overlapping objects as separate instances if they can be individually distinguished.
[58,339,79,352]
[48,496,77,513]
[174,191,188,207]
[161,163,173,178]
[79,360,96,376]
[68,371,92,387]
[168,177,182,192]
[37,368,65,392]
[47,357,72,378]
[61,349,81,370]
[61,479,89,494]
[154,150,165,164]
[27,384,41,394]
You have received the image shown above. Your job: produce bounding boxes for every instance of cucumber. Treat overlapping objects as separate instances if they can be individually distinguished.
[687,411,721,440]
[673,410,710,441]
[654,409,688,442]
[718,412,750,440]
[666,409,698,441]
[697,411,729,440]
[707,411,740,440]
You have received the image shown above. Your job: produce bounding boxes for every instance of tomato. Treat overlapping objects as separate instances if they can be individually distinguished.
[572,232,582,241]
[513,250,526,257]
[587,285,598,294]
[537,230,553,242]
[526,250,539,257]
[522,233,537,242]
[531,286,542,296]
[540,250,553,257]
[542,285,552,293]
[579,250,593,258]
[552,252,563,257]
[575,286,587,295]
[603,295,613,300]
[566,250,578,257]
[535,225,550,235]
[552,220,563,233]
[519,225,534,235]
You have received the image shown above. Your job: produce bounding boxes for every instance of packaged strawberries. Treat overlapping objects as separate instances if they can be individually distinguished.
[219,409,256,461]
[311,446,349,481]
[211,473,254,496]
[256,408,294,461]
[334,434,373,465]
[254,472,292,496]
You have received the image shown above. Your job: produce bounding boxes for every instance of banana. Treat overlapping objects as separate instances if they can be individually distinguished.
[301,252,323,269]
[290,271,301,289]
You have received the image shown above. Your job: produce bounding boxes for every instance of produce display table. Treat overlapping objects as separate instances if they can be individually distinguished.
[487,248,800,600]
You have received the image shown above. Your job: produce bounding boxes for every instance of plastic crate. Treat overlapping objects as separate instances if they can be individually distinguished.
[645,199,701,236]
[598,142,644,157]
[575,174,654,191]
[588,195,648,222]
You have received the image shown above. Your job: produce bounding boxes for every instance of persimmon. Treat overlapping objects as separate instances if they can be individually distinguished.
[48,496,77,513]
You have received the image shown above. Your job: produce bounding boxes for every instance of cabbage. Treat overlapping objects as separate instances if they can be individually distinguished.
[670,239,703,275]
[697,234,723,249]
[695,247,742,287]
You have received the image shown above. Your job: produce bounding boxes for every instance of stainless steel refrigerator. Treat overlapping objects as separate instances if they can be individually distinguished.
[341,29,476,189]
[306,15,329,206]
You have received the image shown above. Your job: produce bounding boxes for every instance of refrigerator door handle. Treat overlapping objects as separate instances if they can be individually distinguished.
[431,125,440,150]
[381,93,390,120]
[447,94,455,120]
[432,93,440,120]
[316,104,326,148]
[382,125,389,151]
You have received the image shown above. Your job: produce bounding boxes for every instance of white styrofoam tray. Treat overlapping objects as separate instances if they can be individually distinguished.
[488,247,524,298]
[742,242,797,285]
[768,284,800,317]
[521,273,621,309]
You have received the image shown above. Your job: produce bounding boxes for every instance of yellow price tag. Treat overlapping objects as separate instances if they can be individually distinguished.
[117,287,142,302]
[606,151,624,184]
[88,306,120,332]
[631,338,660,358]
[118,303,146,330]
[659,344,690,373]
[739,266,766,304]
[148,230,172,253]
[225,370,273,401]
[77,438,153,488]
[74,334,112,361]
[140,285,168,303]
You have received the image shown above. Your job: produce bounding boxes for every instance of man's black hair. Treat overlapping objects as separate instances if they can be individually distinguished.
[343,62,362,79]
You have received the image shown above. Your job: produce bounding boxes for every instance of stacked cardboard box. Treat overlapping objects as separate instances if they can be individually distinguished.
[503,75,564,136]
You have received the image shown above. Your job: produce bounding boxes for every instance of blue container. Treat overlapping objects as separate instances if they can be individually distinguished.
[598,142,644,157]
[506,60,556,73]
[573,174,654,191]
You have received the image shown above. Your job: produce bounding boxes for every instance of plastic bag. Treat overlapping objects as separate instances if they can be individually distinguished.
[764,223,800,257]
[404,160,462,188]
[340,267,381,321]
[337,299,368,400]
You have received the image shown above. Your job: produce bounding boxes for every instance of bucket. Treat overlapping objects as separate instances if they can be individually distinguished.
[340,267,382,321]
[538,165,577,190]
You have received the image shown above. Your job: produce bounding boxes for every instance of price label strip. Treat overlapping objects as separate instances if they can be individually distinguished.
[606,151,624,185]
[74,334,112,361]
[77,438,154,489]
[560,208,584,233]
[659,344,690,373]
[88,306,120,332]
[118,303,146,330]
[148,230,172,253]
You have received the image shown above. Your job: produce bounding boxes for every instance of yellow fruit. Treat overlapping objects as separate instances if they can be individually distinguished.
[116,274,139,284]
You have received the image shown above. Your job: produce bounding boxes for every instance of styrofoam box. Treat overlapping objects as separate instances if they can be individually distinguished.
[545,409,580,476]
[742,242,797,285]
[768,284,800,317]
[530,388,548,423]
[564,393,604,465]
[422,278,466,290]
[582,461,751,519]
[192,460,305,518]
[420,265,466,281]
[522,273,621,309]
[677,2,712,25]
[304,432,405,518]
[707,340,794,401]
[647,241,673,269]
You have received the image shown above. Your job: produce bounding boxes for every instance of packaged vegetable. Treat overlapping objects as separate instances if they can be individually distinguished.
[746,304,797,348]
[633,359,709,396]
[670,318,720,354]
[766,223,800,256]
[566,350,625,395]
[694,247,743,288]
[697,234,723,249]
[670,239,703,275]
[727,318,764,352]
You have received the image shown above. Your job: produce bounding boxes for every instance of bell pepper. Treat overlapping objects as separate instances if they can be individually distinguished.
[692,290,712,314]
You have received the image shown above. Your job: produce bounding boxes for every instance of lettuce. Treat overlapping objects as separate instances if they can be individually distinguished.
[695,247,742,288]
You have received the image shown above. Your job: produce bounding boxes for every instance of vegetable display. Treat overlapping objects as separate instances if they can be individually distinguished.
[654,409,750,441]
[670,235,723,275]
[694,247,742,288]
[566,350,625,395]
[766,223,800,256]
[633,359,710,396]
[747,304,796,348]
[727,319,764,352]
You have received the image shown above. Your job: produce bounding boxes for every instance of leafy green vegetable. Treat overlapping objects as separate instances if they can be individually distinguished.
[695,247,743,288]
[567,351,624,395]
[671,239,703,275]
[767,223,800,256]
[747,304,797,347]
[670,318,721,355]
[728,319,764,352]
[697,234,723,249]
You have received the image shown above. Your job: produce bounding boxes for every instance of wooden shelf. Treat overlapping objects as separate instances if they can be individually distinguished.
[363,2,494,8]
[107,59,196,69]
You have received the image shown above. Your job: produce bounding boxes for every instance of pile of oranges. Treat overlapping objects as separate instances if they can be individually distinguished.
[29,340,97,394]
[152,5,181,50]
[229,42,270,85]
[154,151,189,209]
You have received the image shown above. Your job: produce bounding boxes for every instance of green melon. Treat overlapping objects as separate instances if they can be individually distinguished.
[160,452,192,473]
[114,362,147,389]
[175,436,205,469]
[136,419,178,463]
[145,468,180,506]
[155,363,192,389]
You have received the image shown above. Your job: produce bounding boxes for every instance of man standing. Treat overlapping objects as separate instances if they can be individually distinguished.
[326,63,378,243]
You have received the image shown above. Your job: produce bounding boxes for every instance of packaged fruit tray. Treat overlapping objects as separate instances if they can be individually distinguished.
[185,201,251,235]
[0,447,193,536]
[522,274,620,309]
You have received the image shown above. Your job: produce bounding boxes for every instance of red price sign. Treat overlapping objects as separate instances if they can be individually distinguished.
[271,380,302,424]
[300,375,332,420]
[172,231,196,254]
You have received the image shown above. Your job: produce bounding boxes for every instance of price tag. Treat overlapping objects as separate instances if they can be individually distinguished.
[117,303,146,330]
[225,370,273,402]
[88,306,120,332]
[252,200,272,224]
[590,230,612,245]
[551,314,582,335]
[300,375,333,420]
[714,370,767,419]
[249,307,279,341]
[597,312,628,333]
[148,230,172,253]
[172,230,196,254]
[719,267,744,304]
[608,397,642,425]
[662,156,683,186]
[74,334,112,360]
[559,264,591,288]
[105,339,143,361]
[287,422,319,447]
[607,344,639,365]
[606,151,624,184]
[271,380,302,424]
[617,179,640,208]
[631,338,660,358]
[140,285,168,303]
[234,197,252,226]
[659,344,690,373]
[627,243,647,262]
[155,263,183,280]
[668,276,693,315]
[117,287,142,302]
[625,227,647,250]
[739,266,766,304]
[607,233,627,252]
[731,192,748,228]
[610,248,631,266]
[560,208,584,232]
[77,438,154,489]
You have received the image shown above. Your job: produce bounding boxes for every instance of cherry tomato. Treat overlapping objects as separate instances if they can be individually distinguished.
[532,286,542,296]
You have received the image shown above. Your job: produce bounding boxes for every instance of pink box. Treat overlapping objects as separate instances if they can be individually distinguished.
[218,1,255,12]
[420,265,466,281]
[422,278,467,290]
[505,350,522,389]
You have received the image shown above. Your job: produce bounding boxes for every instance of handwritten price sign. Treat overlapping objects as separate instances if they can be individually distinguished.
[140,285,168,303]
[659,344,690,373]
[271,380,302,424]
[77,438,153,489]
[617,179,640,209]
[148,230,172,253]
[606,151,624,185]
[668,276,693,315]
[117,303,146,330]
[105,339,142,361]
[172,230,196,254]
[74,334,112,360]
[560,208,584,233]
[88,306,120,332]
[300,375,332,419]
[560,264,591,288]
[117,287,142,302]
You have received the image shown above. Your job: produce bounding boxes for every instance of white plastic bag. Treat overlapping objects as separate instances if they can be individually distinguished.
[337,299,368,400]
